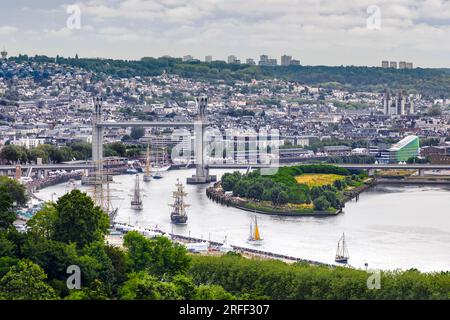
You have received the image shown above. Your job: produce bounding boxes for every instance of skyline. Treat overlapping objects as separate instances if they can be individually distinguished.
[0,0,449,68]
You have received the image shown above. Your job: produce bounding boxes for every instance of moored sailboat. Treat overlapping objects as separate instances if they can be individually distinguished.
[131,174,143,210]
[247,215,263,245]
[170,179,189,224]
[335,232,350,264]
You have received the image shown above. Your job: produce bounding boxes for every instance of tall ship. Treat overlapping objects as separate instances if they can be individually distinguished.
[131,174,143,210]
[335,232,350,264]
[143,144,152,182]
[90,160,119,225]
[170,179,189,224]
[247,215,263,245]
[153,147,170,179]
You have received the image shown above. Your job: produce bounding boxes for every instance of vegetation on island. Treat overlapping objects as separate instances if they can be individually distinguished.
[220,165,367,213]
[0,176,448,300]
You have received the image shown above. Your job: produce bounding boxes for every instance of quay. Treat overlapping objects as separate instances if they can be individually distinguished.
[111,223,335,268]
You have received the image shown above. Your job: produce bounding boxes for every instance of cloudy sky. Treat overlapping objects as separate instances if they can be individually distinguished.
[1,0,450,67]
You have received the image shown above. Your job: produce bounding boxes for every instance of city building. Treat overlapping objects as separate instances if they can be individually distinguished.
[246,58,256,65]
[290,59,300,66]
[205,56,212,63]
[227,55,239,64]
[182,55,194,62]
[267,58,277,66]
[399,61,407,69]
[378,135,420,163]
[381,60,389,68]
[389,61,397,69]
[259,55,269,65]
[382,90,414,116]
[405,62,413,69]
[281,54,292,66]
[10,137,46,149]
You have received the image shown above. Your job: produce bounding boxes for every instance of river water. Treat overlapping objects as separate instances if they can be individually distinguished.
[36,169,450,272]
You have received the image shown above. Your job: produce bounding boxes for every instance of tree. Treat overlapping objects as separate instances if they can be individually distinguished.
[79,241,115,293]
[108,142,127,157]
[53,190,109,248]
[105,245,130,292]
[0,259,58,300]
[221,172,241,191]
[313,196,331,211]
[232,180,251,197]
[276,191,289,205]
[0,233,16,258]
[248,182,264,200]
[310,186,322,200]
[0,145,28,163]
[0,176,28,206]
[172,274,197,300]
[322,191,340,209]
[27,202,57,239]
[130,127,145,140]
[0,185,15,231]
[22,238,78,282]
[333,179,343,190]
[269,188,282,205]
[194,284,235,300]
[123,232,191,277]
[119,272,182,300]
[65,279,110,300]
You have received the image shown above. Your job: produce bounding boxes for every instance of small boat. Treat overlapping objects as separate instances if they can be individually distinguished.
[153,171,163,179]
[170,179,189,224]
[335,232,350,264]
[247,215,263,245]
[143,144,152,182]
[125,167,138,174]
[219,236,234,253]
[130,174,143,210]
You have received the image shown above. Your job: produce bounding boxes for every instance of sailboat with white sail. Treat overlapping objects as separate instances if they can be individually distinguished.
[247,215,263,245]
[143,144,152,182]
[335,232,350,264]
[153,147,170,179]
[130,174,143,210]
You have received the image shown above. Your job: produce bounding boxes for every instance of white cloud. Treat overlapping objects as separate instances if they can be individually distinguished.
[2,0,450,66]
[0,26,18,34]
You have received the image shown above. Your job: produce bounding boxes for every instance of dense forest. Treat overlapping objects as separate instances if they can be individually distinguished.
[9,55,450,97]
[190,254,450,300]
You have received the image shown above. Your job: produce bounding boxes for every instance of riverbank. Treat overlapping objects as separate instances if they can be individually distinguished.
[206,178,375,217]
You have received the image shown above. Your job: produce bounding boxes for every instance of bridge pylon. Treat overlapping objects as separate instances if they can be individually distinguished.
[186,96,217,184]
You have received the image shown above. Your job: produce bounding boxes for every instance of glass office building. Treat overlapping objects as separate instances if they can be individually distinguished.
[378,135,420,163]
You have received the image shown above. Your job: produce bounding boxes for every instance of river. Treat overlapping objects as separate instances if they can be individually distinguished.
[35,169,450,272]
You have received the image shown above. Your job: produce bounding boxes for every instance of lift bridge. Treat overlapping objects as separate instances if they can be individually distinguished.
[92,96,216,185]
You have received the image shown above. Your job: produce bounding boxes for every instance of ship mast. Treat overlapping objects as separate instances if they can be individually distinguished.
[145,144,151,176]
[170,179,189,216]
[133,174,141,203]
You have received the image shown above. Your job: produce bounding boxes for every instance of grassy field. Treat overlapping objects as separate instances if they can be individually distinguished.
[295,173,345,187]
